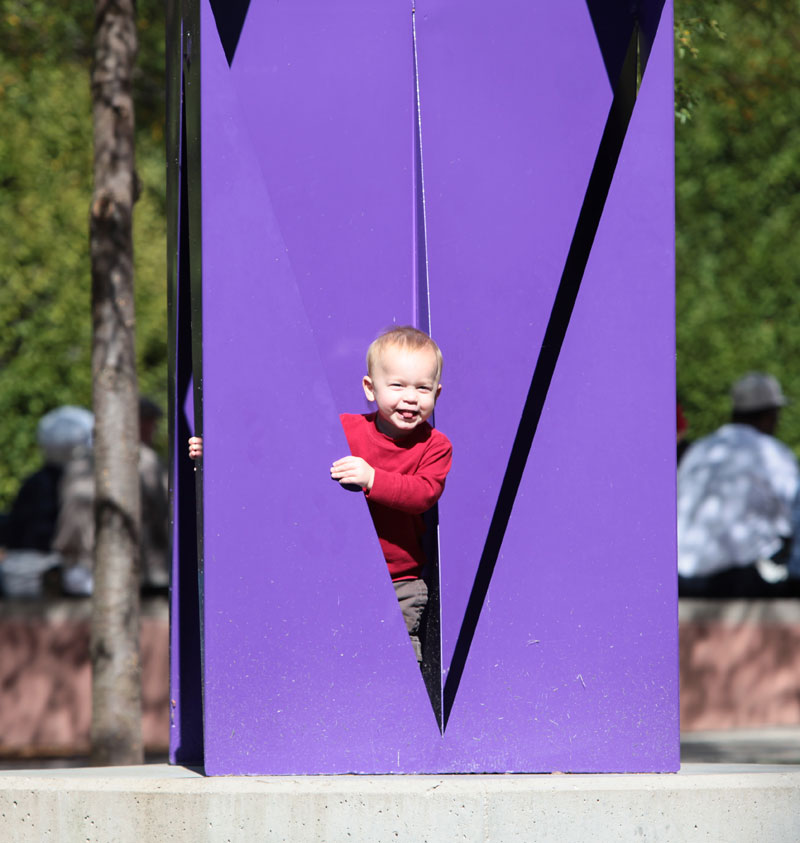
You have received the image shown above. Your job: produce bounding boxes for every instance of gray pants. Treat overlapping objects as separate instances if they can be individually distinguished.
[393,578,428,663]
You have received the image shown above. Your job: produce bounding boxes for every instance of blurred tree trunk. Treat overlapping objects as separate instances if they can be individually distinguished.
[89,0,143,766]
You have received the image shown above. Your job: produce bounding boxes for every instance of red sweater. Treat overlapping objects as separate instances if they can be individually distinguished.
[340,413,452,580]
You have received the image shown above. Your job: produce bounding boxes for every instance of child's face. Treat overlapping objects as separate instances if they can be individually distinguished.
[363,344,442,438]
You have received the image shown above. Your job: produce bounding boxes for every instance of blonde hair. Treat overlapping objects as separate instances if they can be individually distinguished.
[366,326,443,381]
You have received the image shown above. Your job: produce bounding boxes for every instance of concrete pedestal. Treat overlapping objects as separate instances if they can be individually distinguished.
[1,764,798,842]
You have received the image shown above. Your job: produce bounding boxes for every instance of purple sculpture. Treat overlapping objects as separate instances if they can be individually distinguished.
[167,0,678,773]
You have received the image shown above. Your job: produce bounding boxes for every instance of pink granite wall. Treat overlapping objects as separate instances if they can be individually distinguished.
[2,598,799,755]
[680,600,800,731]
[0,606,168,757]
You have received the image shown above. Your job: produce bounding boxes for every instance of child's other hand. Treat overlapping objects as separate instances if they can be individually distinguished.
[188,436,203,460]
[330,456,375,491]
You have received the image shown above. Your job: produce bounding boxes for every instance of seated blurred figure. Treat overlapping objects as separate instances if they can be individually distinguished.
[52,413,96,597]
[52,397,169,597]
[1,406,93,598]
[677,373,799,597]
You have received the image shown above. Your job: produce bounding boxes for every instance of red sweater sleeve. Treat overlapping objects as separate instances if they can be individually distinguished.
[366,434,452,514]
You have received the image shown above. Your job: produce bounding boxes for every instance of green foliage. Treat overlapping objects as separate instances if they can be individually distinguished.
[0,1,167,508]
[675,0,800,451]
[2,1,798,503]
[673,8,726,123]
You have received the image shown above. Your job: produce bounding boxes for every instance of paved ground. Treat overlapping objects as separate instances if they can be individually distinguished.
[679,724,800,765]
[0,752,169,771]
[2,726,799,771]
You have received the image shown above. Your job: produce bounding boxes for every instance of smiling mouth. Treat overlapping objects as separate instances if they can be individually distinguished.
[398,410,418,420]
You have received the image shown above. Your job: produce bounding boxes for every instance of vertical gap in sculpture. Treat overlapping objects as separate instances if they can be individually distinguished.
[442,27,640,729]
[412,4,432,336]
[411,4,444,733]
[172,76,205,764]
[181,11,208,748]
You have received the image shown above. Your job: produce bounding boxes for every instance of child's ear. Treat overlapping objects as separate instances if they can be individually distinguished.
[362,375,376,402]
[435,383,442,401]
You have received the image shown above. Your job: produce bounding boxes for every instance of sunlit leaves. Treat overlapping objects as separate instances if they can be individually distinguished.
[675,1,800,451]
[0,2,166,507]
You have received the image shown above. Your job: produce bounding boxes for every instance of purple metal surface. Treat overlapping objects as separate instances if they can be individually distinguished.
[435,0,678,770]
[192,0,676,773]
[227,1,416,412]
[199,0,438,775]
[415,0,613,682]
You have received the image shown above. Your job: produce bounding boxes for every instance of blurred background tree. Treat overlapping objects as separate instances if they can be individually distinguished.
[674,0,800,449]
[0,0,166,509]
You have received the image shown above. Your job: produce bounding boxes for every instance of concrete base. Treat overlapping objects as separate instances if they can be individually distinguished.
[1,765,799,842]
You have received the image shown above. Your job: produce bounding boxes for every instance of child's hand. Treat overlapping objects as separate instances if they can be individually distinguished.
[188,436,203,460]
[330,456,375,491]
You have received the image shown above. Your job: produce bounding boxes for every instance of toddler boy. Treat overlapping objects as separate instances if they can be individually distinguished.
[331,326,452,662]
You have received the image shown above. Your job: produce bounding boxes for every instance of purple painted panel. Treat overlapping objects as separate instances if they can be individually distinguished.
[414,0,612,675]
[199,0,441,775]
[441,0,678,771]
[195,0,676,773]
[227,1,416,412]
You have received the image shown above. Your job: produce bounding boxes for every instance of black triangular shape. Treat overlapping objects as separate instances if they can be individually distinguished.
[585,0,636,91]
[636,0,667,74]
[209,0,251,67]
[585,0,666,89]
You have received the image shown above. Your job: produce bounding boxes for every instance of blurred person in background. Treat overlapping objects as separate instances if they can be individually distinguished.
[0,406,93,598]
[677,373,799,597]
[52,396,170,597]
[51,411,96,597]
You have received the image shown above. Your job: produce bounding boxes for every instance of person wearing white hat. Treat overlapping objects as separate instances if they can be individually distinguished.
[0,406,94,597]
[677,372,799,597]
